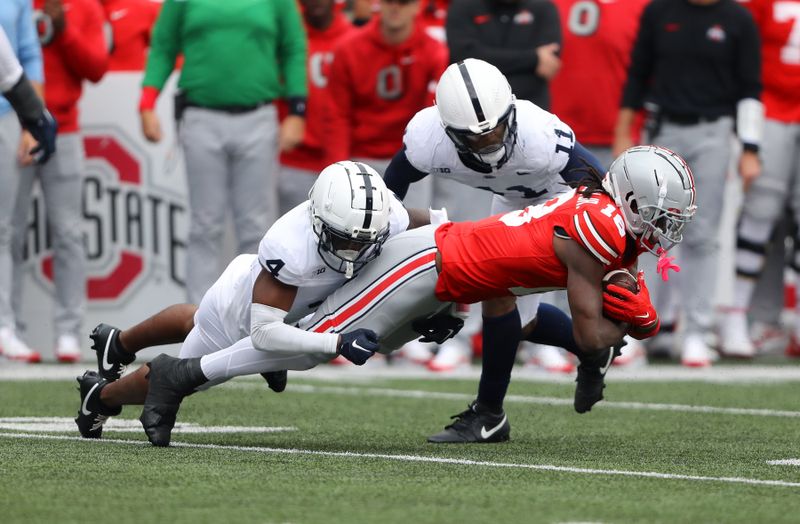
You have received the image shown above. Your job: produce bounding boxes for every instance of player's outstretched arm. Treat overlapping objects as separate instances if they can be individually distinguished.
[555,236,627,355]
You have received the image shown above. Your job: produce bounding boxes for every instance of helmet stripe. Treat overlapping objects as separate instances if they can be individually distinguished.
[457,61,486,123]
[354,161,373,229]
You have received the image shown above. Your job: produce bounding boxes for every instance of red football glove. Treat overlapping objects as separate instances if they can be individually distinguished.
[603,271,659,333]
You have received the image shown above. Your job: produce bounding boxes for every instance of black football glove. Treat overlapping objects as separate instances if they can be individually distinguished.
[411,313,464,344]
[338,329,379,365]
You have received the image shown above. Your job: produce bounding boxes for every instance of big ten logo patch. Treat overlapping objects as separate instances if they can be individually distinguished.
[19,127,188,303]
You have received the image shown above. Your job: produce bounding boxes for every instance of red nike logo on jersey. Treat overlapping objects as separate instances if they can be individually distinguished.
[473,14,490,24]
[665,23,680,32]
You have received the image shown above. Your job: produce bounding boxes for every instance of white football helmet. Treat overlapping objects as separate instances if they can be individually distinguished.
[309,161,392,278]
[435,58,517,171]
[603,145,697,254]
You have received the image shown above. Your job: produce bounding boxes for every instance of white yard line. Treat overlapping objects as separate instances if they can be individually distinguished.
[4,362,800,383]
[768,459,800,466]
[0,417,296,434]
[1,431,798,488]
[225,382,800,419]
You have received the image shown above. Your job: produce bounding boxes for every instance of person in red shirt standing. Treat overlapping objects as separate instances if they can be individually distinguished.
[100,0,160,72]
[323,0,447,208]
[277,0,355,214]
[551,0,648,170]
[11,0,109,361]
[720,0,800,358]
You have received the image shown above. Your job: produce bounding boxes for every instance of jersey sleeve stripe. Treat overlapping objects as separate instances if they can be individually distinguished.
[581,211,619,258]
[573,215,611,265]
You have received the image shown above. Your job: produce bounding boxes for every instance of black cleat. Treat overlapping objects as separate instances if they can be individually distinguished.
[260,370,287,393]
[574,343,623,413]
[75,371,121,439]
[140,355,206,447]
[91,323,135,382]
[428,401,510,443]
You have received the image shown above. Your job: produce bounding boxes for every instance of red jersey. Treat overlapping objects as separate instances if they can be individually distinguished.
[324,17,448,161]
[280,13,356,172]
[102,0,161,72]
[418,0,450,42]
[550,0,648,145]
[434,188,637,304]
[34,0,109,133]
[740,0,800,122]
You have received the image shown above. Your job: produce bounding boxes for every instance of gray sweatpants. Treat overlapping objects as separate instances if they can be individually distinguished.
[643,117,734,335]
[12,133,86,339]
[0,112,21,330]
[179,105,279,304]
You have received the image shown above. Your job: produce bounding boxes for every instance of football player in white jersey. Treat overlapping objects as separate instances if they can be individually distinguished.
[383,58,609,442]
[75,161,432,444]
[0,26,56,164]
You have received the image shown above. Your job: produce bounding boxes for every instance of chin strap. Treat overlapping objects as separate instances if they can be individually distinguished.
[656,247,681,281]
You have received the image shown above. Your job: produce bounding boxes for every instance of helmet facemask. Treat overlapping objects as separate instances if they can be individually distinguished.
[313,217,390,278]
[444,103,517,170]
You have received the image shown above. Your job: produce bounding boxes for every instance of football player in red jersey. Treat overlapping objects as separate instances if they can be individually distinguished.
[323,0,448,176]
[101,0,161,71]
[88,146,694,446]
[720,0,800,357]
[278,0,356,213]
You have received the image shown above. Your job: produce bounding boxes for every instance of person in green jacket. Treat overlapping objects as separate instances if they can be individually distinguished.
[136,0,308,304]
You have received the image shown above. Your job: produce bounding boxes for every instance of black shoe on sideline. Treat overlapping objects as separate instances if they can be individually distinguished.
[427,400,510,443]
[91,323,135,382]
[75,370,121,439]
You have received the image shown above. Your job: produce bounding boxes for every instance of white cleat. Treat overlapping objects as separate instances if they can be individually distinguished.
[0,327,41,363]
[398,340,434,365]
[613,336,648,367]
[681,333,714,368]
[527,344,575,374]
[56,334,82,363]
[427,338,469,372]
[718,310,755,359]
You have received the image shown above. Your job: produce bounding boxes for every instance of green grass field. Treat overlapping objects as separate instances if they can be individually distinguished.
[2,368,800,523]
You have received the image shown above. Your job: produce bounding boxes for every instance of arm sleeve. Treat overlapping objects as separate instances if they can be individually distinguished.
[735,10,762,101]
[15,0,43,84]
[250,303,339,355]
[383,146,430,199]
[445,1,538,74]
[142,0,184,90]
[55,0,109,83]
[560,141,605,183]
[277,0,308,99]
[322,43,353,162]
[620,3,656,109]
[0,28,23,92]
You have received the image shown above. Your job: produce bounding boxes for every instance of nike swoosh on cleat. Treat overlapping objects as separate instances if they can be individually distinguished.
[81,382,102,416]
[480,414,507,440]
[635,313,651,319]
[102,329,116,371]
[599,349,615,375]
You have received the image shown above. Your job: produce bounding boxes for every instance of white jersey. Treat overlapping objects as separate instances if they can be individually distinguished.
[404,100,576,209]
[212,195,411,342]
[0,27,23,92]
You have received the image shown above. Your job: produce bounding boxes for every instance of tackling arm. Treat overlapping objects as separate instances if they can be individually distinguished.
[250,269,339,355]
[554,236,627,354]
[560,141,605,183]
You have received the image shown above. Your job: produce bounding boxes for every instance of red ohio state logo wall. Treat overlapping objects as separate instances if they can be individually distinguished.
[24,127,187,303]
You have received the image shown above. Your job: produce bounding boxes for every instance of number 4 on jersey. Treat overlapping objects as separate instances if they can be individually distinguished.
[263,259,285,277]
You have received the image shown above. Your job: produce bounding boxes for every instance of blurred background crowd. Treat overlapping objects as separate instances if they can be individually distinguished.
[1,0,798,373]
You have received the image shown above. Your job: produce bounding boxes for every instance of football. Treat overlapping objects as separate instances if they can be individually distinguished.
[603,269,639,294]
